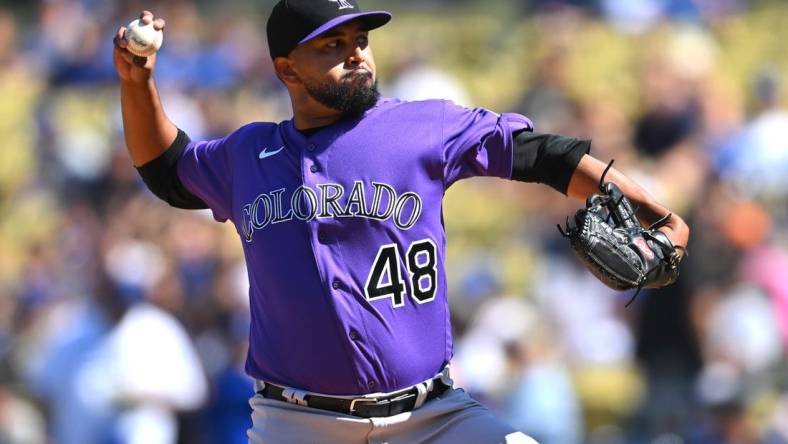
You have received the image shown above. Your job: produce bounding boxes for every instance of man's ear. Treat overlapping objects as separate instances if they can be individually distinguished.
[274,57,301,86]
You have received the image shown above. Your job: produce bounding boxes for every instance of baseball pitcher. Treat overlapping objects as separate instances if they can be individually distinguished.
[113,1,689,443]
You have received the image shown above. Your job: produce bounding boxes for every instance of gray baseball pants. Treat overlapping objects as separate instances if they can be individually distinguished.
[247,386,538,444]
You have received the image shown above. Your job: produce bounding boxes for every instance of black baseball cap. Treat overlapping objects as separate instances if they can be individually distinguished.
[266,0,392,60]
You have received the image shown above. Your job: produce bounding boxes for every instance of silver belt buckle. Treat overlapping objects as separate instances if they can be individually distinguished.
[281,388,309,406]
[349,397,380,414]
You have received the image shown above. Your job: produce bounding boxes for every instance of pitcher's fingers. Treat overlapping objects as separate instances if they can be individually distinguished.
[114,26,128,49]
[153,18,165,30]
[140,10,153,25]
[119,47,135,64]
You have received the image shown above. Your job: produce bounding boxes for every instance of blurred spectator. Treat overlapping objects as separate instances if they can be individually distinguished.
[519,49,581,136]
[717,70,788,199]
[502,338,584,444]
[601,0,665,34]
[764,394,788,444]
[0,386,46,444]
[387,54,471,106]
[602,0,746,33]
[633,27,718,159]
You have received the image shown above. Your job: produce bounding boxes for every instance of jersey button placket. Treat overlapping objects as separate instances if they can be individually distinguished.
[332,279,341,290]
[305,142,319,174]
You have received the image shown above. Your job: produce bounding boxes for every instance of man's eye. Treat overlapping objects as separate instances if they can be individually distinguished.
[327,40,341,48]
[357,36,368,46]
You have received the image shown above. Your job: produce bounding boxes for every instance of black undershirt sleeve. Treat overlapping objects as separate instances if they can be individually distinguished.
[135,129,208,209]
[511,130,591,195]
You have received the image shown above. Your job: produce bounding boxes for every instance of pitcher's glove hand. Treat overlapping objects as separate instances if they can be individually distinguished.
[559,162,685,306]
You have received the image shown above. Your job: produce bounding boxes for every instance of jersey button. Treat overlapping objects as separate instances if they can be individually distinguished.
[310,165,319,173]
[349,329,360,341]
[367,381,376,390]
[332,279,341,289]
[307,144,316,152]
[318,233,328,243]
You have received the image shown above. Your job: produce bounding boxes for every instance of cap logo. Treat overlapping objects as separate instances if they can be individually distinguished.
[328,0,354,10]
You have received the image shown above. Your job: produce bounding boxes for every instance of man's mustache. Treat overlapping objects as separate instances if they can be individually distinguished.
[343,70,372,81]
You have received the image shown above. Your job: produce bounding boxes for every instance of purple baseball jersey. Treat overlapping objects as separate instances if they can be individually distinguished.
[177,98,532,396]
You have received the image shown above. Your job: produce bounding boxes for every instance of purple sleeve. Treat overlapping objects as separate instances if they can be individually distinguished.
[441,101,533,188]
[176,136,233,222]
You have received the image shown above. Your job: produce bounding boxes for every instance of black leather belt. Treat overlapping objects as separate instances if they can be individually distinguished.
[258,378,451,418]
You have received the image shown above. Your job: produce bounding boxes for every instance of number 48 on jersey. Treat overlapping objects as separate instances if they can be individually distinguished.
[364,239,437,308]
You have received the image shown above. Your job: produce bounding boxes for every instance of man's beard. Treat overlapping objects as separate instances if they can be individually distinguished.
[303,71,380,117]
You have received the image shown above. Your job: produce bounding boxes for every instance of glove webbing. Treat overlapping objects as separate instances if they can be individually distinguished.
[623,230,687,307]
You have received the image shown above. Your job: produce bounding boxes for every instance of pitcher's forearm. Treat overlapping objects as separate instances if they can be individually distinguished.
[120,78,178,166]
[567,154,690,250]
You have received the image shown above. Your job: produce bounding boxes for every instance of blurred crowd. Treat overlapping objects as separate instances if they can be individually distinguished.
[1,0,787,443]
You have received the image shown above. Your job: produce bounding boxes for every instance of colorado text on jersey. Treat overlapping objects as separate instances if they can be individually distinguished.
[241,181,424,241]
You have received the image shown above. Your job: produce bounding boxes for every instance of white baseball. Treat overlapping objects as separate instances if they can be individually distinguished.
[124,18,163,57]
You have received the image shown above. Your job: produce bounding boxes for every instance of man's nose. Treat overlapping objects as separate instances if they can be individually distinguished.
[347,46,366,65]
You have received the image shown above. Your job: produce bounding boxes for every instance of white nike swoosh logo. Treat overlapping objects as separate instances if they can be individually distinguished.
[259,146,285,160]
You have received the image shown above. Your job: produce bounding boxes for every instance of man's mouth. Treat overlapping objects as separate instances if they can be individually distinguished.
[344,70,372,82]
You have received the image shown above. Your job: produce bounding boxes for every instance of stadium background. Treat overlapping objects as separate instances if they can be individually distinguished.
[1,0,787,443]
